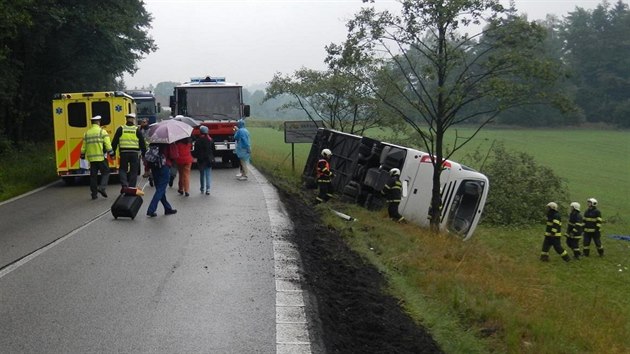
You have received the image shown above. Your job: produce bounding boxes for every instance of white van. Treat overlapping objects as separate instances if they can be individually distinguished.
[303,128,489,240]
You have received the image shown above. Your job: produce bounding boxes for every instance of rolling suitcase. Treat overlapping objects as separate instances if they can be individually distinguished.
[111,179,149,220]
[111,194,143,219]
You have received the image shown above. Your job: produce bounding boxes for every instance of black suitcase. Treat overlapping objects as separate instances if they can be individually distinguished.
[111,194,143,220]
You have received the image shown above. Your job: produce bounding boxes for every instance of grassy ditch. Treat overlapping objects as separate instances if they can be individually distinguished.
[0,143,58,201]
[250,124,630,353]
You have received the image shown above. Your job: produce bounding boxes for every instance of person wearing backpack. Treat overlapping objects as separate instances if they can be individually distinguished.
[146,143,178,217]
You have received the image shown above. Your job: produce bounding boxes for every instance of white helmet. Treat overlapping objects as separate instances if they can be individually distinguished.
[546,202,558,210]
[587,198,598,206]
[570,202,581,211]
[321,148,332,158]
[389,168,400,176]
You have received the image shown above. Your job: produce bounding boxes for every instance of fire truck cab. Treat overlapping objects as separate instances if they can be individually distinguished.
[52,91,134,184]
[170,76,250,167]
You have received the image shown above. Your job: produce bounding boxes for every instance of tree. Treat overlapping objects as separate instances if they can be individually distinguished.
[326,0,568,231]
[264,67,384,135]
[560,0,630,124]
[0,0,156,143]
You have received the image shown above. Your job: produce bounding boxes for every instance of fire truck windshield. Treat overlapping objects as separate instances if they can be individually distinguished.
[182,87,241,120]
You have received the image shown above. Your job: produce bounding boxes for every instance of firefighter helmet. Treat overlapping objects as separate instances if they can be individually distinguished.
[389,168,400,176]
[570,202,581,211]
[587,198,598,206]
[321,148,332,158]
[546,202,558,210]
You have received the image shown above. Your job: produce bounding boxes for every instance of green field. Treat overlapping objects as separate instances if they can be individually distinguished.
[250,124,630,353]
[251,125,630,232]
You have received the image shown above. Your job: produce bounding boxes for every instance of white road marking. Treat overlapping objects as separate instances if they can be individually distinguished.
[0,210,109,279]
[249,166,314,353]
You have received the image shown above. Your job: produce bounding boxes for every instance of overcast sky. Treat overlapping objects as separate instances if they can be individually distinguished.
[123,0,604,90]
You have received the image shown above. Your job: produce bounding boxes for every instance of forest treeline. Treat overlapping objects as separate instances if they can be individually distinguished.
[1,0,629,146]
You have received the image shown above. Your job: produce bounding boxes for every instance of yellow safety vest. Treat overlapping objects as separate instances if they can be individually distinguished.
[81,124,112,162]
[119,125,140,150]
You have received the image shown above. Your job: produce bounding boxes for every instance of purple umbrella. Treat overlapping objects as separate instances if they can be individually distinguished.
[147,119,193,144]
[171,115,202,127]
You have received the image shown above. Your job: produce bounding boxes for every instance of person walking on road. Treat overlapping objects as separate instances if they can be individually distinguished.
[540,202,571,262]
[193,126,215,195]
[146,143,178,217]
[234,119,251,181]
[565,202,584,259]
[80,115,114,200]
[582,198,604,257]
[315,148,333,203]
[139,117,154,187]
[381,168,405,222]
[111,113,146,188]
[175,137,193,196]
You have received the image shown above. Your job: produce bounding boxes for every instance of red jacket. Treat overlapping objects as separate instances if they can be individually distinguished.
[175,140,193,165]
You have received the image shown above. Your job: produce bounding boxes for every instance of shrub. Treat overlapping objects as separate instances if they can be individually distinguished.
[477,143,569,226]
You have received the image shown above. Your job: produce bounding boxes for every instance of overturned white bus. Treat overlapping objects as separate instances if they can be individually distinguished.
[303,128,489,240]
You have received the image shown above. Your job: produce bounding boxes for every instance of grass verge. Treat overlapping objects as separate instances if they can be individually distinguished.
[250,124,630,353]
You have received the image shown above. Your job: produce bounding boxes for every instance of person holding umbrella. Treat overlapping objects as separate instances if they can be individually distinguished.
[145,119,192,217]
[145,142,178,217]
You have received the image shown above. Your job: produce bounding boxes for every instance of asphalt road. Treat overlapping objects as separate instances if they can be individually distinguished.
[0,167,314,353]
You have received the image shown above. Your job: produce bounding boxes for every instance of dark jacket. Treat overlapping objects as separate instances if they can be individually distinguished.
[193,135,215,168]
[545,209,562,237]
[382,175,402,202]
[566,210,584,237]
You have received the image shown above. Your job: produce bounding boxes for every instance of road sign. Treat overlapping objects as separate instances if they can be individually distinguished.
[284,120,324,143]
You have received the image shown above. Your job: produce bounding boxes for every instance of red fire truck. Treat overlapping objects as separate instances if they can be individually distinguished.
[169,76,250,167]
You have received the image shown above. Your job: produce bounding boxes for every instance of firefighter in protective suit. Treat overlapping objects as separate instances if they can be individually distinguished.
[540,202,571,262]
[381,168,405,222]
[582,198,604,257]
[565,202,584,259]
[315,149,333,203]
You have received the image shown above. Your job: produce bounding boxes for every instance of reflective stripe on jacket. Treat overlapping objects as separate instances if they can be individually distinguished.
[317,158,332,182]
[566,210,584,237]
[119,125,140,150]
[545,209,562,237]
[81,124,112,162]
[382,176,402,202]
[583,207,602,233]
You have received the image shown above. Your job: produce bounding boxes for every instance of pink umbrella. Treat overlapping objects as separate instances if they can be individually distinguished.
[147,119,193,143]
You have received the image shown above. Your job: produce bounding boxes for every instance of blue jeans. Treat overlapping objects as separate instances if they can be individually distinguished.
[199,166,212,192]
[148,164,173,214]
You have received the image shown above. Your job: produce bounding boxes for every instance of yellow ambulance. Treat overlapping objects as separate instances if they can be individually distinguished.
[52,91,135,184]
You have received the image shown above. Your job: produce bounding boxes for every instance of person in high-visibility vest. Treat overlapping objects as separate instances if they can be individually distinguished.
[582,198,604,257]
[80,115,114,200]
[381,168,405,222]
[540,202,571,262]
[564,202,584,259]
[111,113,146,188]
[315,148,333,203]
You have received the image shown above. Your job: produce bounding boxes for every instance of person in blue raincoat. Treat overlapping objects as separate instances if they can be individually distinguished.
[233,119,251,181]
